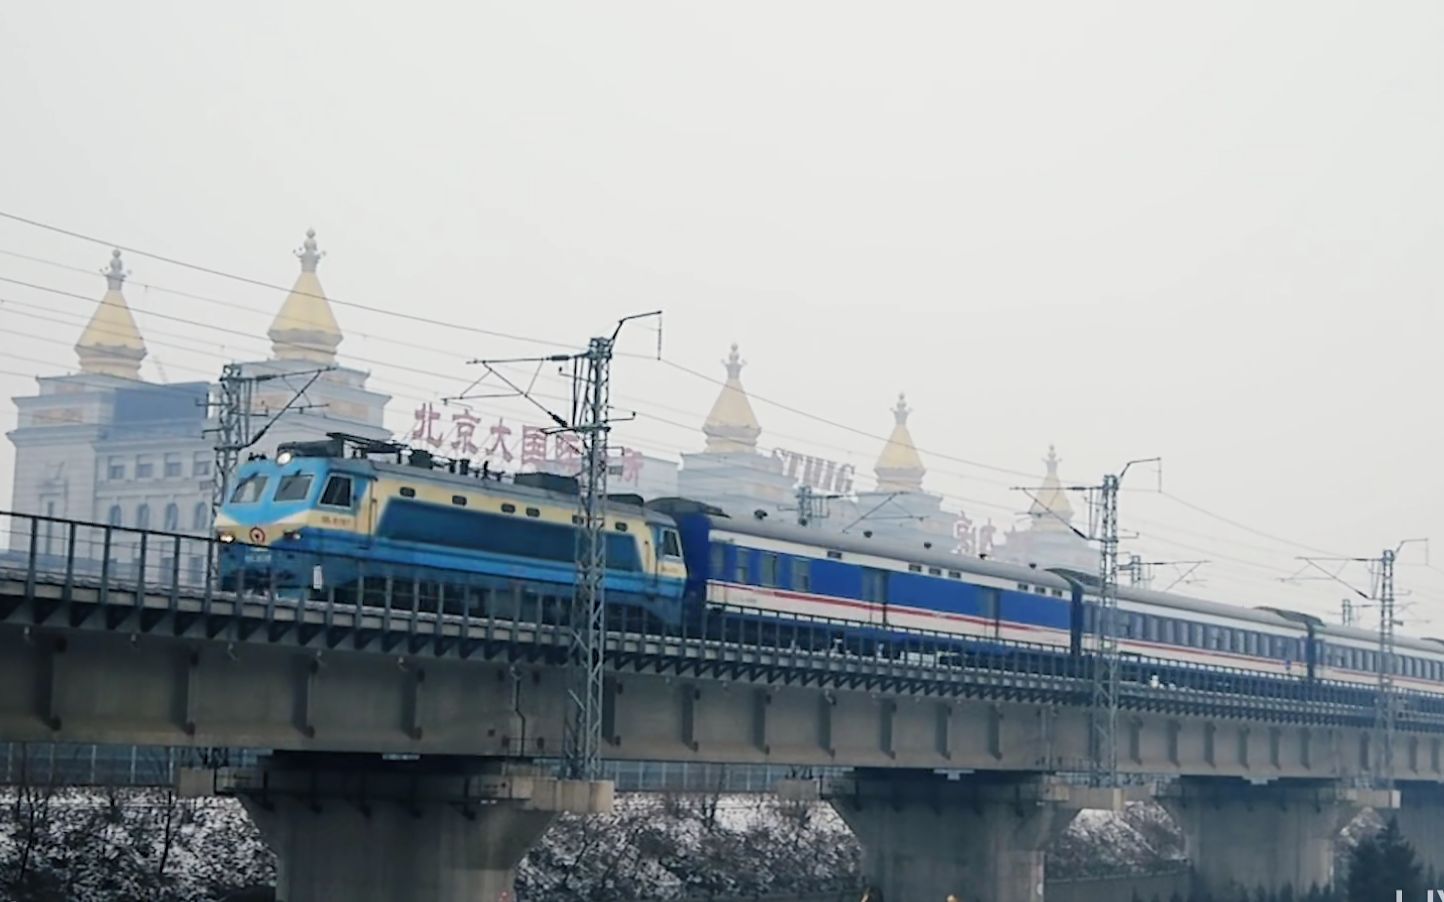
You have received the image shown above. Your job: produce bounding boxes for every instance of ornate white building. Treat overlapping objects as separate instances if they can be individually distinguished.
[6,231,390,558]
[677,344,793,516]
[671,344,1094,572]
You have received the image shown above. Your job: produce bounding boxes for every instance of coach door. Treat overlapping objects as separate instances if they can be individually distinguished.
[981,587,1002,641]
[862,567,889,627]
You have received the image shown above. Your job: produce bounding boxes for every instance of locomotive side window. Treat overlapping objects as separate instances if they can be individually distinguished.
[274,474,314,502]
[660,529,681,558]
[320,476,354,508]
[230,475,268,504]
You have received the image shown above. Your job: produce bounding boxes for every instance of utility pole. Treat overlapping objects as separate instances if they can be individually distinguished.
[1014,456,1160,787]
[1340,597,1355,627]
[1121,555,1209,592]
[1093,472,1124,787]
[570,333,614,783]
[471,311,660,781]
[1123,553,1146,587]
[1377,548,1397,788]
[208,364,330,525]
[787,485,843,527]
[1291,538,1427,790]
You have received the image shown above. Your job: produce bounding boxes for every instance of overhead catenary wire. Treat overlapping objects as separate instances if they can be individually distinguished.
[0,235,1371,563]
[0,211,1434,613]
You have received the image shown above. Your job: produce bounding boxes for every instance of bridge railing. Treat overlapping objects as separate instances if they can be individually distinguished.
[1,508,221,600]
[3,508,1440,729]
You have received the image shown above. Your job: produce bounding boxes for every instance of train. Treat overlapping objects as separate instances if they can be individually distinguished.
[214,433,1444,699]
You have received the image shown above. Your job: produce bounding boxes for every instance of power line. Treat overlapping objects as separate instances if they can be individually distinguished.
[0,229,1365,575]
[0,217,1422,611]
[1289,539,1429,791]
[0,211,574,352]
[471,311,662,782]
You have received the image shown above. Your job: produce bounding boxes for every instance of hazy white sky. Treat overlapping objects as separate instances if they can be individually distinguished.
[1,1,1440,622]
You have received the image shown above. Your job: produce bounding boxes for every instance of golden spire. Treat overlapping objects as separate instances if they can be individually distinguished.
[1028,444,1075,531]
[268,228,342,363]
[702,343,763,453]
[75,249,147,379]
[874,393,925,493]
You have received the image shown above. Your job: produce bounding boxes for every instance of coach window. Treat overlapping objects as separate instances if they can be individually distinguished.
[1245,633,1257,656]
[710,543,726,577]
[761,553,780,587]
[1144,616,1158,642]
[792,558,811,592]
[1189,623,1204,648]
[320,475,354,508]
[735,551,750,585]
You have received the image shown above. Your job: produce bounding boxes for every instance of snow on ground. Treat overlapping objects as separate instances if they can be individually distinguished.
[7,787,1389,900]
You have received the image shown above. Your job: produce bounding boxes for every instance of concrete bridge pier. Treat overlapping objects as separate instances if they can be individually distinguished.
[207,753,611,902]
[817,771,1118,902]
[1393,783,1444,879]
[1158,777,1395,898]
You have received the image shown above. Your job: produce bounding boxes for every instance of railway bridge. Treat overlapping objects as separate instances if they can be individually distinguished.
[1,511,1440,901]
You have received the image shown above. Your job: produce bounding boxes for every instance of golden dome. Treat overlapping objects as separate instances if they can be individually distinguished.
[268,229,342,364]
[874,393,925,493]
[75,250,146,379]
[1028,444,1075,531]
[702,343,762,453]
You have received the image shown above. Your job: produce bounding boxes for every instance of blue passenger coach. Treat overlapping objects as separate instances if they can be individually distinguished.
[657,501,1083,652]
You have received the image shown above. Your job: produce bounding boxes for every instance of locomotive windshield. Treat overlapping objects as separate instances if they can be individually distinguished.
[274,474,314,502]
[230,474,268,504]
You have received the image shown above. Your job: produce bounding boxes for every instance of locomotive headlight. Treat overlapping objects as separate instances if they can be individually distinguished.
[277,451,294,465]
[219,533,235,544]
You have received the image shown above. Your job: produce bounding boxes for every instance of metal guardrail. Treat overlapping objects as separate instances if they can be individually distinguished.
[0,741,842,793]
[2,509,1437,731]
